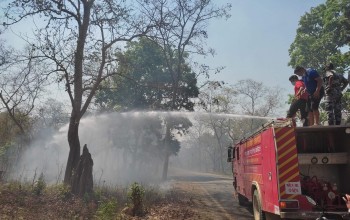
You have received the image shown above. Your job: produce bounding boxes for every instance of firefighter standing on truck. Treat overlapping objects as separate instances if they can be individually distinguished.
[323,63,348,125]
[294,66,324,126]
[287,75,309,126]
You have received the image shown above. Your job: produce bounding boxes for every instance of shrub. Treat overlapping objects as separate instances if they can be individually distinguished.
[33,173,46,196]
[127,182,145,216]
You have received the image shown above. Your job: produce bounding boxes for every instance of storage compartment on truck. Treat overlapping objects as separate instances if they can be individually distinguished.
[295,126,350,211]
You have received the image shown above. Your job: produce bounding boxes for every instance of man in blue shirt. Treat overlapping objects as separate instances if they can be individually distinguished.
[294,66,324,126]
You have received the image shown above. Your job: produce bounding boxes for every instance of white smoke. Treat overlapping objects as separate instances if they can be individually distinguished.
[9,111,273,185]
[10,112,167,185]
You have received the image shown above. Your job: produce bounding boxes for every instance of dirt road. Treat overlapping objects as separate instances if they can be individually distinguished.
[167,169,254,220]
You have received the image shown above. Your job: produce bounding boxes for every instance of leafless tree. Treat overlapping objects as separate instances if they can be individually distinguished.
[233,79,283,131]
[0,39,10,67]
[37,98,69,129]
[3,0,153,192]
[0,46,47,137]
[191,80,281,173]
[199,80,235,113]
[197,82,237,172]
[234,79,283,117]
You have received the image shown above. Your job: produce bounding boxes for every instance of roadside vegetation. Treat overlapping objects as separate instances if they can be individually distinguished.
[0,178,196,219]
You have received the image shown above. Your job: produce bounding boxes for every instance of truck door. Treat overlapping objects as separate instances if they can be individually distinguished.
[261,128,278,214]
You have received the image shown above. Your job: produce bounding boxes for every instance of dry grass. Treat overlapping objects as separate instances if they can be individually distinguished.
[0,181,196,220]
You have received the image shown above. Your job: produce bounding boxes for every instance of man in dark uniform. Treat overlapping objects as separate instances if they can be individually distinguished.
[323,63,348,125]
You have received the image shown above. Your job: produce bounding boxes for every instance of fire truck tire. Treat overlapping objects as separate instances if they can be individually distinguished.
[253,189,266,220]
[238,193,247,206]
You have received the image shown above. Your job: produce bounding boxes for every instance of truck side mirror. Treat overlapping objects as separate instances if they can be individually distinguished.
[227,146,233,162]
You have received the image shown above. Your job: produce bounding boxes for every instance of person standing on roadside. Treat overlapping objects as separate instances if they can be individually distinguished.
[323,63,348,125]
[294,66,324,126]
[287,75,309,126]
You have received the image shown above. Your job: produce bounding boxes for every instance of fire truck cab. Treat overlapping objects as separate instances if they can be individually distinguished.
[228,120,350,220]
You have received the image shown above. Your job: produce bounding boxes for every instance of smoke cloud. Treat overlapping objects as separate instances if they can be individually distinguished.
[9,111,272,185]
[10,112,169,185]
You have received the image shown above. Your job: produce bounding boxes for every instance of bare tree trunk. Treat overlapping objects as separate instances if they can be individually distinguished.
[219,144,225,173]
[162,151,170,181]
[211,118,225,173]
[162,124,171,181]
[64,113,81,185]
[63,0,92,188]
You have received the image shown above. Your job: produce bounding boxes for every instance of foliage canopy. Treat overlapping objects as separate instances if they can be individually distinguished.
[289,0,350,73]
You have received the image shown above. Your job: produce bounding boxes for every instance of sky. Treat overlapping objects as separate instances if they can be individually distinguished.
[0,0,326,115]
[201,0,325,88]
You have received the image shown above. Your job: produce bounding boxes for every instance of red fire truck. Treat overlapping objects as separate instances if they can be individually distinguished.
[227,119,350,220]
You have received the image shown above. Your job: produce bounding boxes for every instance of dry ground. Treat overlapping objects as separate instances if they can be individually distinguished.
[0,181,199,220]
[0,169,255,219]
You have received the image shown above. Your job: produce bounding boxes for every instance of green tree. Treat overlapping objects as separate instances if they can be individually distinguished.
[289,1,350,123]
[96,38,166,111]
[289,0,350,72]
[96,38,196,180]
[96,37,199,112]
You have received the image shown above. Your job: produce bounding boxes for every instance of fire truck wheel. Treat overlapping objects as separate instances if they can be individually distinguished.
[253,189,266,220]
